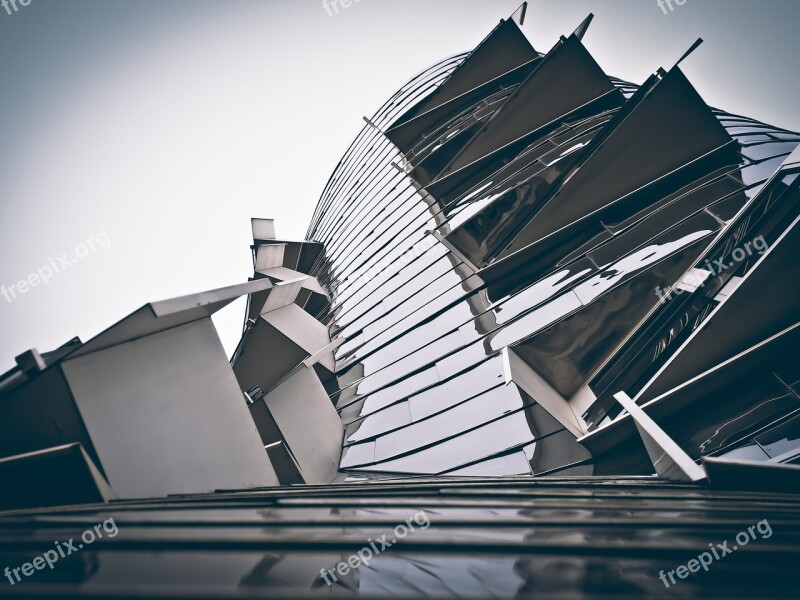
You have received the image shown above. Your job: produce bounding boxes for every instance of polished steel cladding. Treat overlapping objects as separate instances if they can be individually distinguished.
[304,9,800,480]
[0,5,799,598]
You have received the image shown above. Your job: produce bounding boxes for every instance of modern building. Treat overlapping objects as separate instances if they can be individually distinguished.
[1,5,799,598]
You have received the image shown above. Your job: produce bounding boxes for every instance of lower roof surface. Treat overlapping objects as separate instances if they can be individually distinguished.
[0,476,798,598]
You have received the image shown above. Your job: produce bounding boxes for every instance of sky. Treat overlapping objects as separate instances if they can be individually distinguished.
[1,0,798,372]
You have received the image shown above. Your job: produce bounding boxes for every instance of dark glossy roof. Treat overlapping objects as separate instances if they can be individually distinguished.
[1,476,799,598]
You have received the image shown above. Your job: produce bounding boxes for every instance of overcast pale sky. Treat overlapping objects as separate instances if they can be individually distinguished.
[1,0,798,372]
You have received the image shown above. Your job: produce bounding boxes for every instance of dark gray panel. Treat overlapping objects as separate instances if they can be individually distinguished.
[388,18,538,132]
[639,214,800,403]
[494,67,733,263]
[439,35,621,178]
[0,443,114,511]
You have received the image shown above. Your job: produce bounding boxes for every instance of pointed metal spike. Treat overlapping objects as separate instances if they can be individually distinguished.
[511,2,527,26]
[573,13,594,40]
[675,37,704,67]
